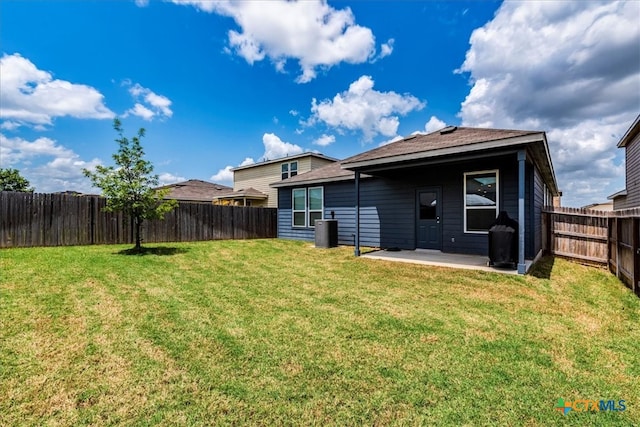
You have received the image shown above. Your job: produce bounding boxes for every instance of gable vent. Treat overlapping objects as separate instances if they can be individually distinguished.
[439,126,457,135]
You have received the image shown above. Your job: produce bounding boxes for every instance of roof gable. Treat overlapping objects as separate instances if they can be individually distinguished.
[617,114,640,148]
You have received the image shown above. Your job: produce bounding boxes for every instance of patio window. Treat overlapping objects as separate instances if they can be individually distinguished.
[464,170,499,233]
[308,187,323,226]
[292,188,306,227]
[292,187,323,228]
[281,161,298,180]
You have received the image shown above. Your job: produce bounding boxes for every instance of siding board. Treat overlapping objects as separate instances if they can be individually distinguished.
[625,135,640,208]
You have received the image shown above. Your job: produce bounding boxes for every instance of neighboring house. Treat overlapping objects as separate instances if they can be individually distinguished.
[156,179,233,203]
[582,201,614,212]
[272,126,560,274]
[609,114,640,210]
[215,153,337,207]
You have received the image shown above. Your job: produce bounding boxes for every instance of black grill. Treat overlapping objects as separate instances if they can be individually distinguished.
[488,211,518,269]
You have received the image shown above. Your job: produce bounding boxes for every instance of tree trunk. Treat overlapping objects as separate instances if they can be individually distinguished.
[135,216,142,251]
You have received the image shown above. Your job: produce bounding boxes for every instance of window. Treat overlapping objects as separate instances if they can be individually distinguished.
[281,161,298,180]
[419,191,437,220]
[308,187,323,226]
[464,170,498,233]
[292,187,323,228]
[292,188,306,227]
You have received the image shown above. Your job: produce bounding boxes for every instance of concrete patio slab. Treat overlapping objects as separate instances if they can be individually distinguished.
[362,249,532,275]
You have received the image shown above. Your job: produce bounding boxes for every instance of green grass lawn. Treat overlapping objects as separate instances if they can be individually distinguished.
[1,239,638,426]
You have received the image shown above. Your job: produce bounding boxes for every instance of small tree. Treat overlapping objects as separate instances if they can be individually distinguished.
[84,119,177,251]
[0,168,34,192]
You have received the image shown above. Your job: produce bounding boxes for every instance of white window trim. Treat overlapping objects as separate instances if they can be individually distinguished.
[464,169,499,234]
[291,186,323,228]
[292,188,307,228]
[282,161,299,180]
[307,186,324,228]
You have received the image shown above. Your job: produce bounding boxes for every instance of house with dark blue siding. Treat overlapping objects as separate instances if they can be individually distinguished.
[271,126,559,274]
[609,114,640,210]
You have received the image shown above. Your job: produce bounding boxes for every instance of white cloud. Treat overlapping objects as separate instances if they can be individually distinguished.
[0,53,114,129]
[135,0,149,7]
[0,133,101,193]
[210,166,234,185]
[170,0,388,83]
[211,158,254,187]
[378,135,403,147]
[377,38,395,61]
[313,134,336,147]
[239,157,255,166]
[126,103,155,121]
[310,75,425,141]
[457,0,639,207]
[124,82,173,120]
[425,116,446,133]
[261,133,303,160]
[211,135,304,186]
[158,172,186,186]
[0,121,22,131]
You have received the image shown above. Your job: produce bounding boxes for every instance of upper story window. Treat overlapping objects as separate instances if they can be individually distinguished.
[281,161,298,180]
[464,170,499,233]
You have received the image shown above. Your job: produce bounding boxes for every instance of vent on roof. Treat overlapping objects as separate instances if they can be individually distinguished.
[404,135,418,142]
[439,126,457,135]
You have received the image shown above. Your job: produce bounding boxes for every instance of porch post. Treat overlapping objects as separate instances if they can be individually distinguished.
[354,171,361,256]
[517,150,526,274]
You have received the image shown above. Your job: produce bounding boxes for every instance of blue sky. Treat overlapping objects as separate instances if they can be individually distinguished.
[1,0,638,207]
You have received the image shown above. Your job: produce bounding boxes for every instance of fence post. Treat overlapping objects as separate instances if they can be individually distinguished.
[616,217,621,281]
[633,217,639,295]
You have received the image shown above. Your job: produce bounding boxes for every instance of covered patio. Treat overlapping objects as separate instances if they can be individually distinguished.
[362,248,534,275]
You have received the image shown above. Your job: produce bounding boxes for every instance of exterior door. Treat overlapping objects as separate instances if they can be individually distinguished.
[416,188,442,250]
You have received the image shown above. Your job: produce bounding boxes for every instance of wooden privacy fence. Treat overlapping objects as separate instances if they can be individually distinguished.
[543,206,640,296]
[0,192,277,248]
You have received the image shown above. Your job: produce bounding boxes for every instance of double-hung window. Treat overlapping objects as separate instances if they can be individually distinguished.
[292,187,323,227]
[292,188,306,227]
[281,161,298,180]
[464,170,499,233]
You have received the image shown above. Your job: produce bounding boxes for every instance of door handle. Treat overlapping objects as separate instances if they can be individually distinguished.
[436,216,440,223]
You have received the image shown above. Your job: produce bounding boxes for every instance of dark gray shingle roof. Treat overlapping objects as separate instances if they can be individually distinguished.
[157,179,233,202]
[341,127,540,166]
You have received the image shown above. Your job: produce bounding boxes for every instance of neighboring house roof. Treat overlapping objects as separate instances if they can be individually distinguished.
[582,201,614,211]
[214,187,268,200]
[607,189,627,200]
[156,179,233,202]
[617,114,640,148]
[271,162,372,188]
[340,126,559,195]
[231,152,338,172]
